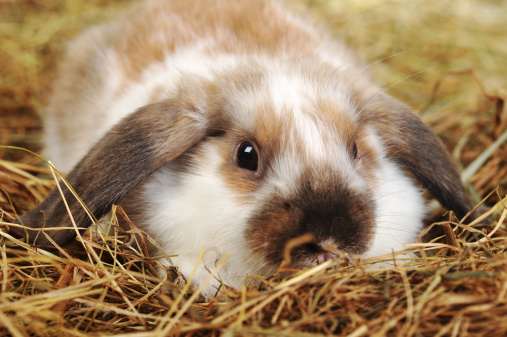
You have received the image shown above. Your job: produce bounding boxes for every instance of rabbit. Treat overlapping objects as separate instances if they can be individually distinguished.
[14,0,476,298]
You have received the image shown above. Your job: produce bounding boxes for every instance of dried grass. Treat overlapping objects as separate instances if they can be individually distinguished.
[1,0,507,336]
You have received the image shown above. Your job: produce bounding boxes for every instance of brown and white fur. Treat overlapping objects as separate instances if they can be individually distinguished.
[16,0,475,298]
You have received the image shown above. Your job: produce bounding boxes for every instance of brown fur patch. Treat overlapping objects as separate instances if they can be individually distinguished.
[355,127,381,189]
[253,101,287,158]
[108,0,338,80]
[314,98,357,150]
[246,177,376,268]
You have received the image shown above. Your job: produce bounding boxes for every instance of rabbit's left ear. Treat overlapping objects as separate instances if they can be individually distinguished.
[366,94,475,221]
[13,85,223,246]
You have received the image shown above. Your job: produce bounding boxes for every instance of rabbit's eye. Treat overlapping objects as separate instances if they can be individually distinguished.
[352,142,358,159]
[236,142,259,172]
[352,142,360,164]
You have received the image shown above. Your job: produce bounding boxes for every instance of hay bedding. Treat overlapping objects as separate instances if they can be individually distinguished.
[1,0,507,335]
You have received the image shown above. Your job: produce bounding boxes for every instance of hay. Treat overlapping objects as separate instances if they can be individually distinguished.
[1,0,507,335]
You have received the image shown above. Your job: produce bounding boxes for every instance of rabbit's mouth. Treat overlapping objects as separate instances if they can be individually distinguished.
[287,240,356,268]
[314,248,337,264]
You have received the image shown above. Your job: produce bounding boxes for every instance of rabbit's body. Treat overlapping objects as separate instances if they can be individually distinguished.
[18,0,475,298]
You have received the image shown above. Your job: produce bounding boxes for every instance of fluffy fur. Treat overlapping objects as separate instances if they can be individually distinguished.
[16,0,475,299]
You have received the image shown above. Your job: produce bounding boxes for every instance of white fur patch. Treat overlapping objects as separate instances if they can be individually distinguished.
[137,142,275,297]
[365,160,425,257]
[362,133,425,258]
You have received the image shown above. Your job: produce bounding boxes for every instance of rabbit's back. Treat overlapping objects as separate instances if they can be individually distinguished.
[43,0,359,171]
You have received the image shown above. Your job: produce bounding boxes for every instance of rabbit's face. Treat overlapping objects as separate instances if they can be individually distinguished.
[129,59,416,276]
[223,64,378,266]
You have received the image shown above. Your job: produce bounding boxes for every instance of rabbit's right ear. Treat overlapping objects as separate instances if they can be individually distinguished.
[365,93,476,222]
[13,82,222,246]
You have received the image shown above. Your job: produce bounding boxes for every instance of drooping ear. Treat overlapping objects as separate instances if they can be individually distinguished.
[365,94,475,221]
[14,87,222,246]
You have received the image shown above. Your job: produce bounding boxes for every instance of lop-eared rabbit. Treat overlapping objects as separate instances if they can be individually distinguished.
[15,0,475,298]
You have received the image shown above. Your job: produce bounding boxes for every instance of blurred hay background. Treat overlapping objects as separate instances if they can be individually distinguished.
[1,0,506,336]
